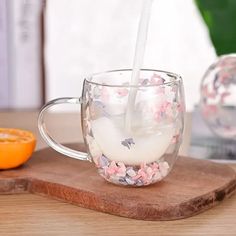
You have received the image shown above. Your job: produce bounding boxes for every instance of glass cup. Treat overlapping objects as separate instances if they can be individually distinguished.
[200,54,236,139]
[38,69,185,186]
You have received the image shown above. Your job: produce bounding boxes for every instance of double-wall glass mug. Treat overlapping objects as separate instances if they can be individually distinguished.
[38,69,185,187]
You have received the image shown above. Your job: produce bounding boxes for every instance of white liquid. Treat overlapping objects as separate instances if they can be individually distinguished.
[91,117,173,165]
[125,0,153,132]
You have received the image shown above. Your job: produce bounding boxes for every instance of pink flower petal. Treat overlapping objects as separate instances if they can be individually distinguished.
[116,88,129,97]
[101,87,110,101]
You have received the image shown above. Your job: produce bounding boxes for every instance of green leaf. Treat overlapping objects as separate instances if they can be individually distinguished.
[195,0,236,55]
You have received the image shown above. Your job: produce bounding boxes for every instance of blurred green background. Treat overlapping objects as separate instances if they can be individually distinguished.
[196,0,236,55]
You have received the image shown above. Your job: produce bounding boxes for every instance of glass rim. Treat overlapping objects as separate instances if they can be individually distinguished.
[84,68,182,88]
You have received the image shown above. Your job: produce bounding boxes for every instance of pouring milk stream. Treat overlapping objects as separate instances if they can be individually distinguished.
[90,0,174,165]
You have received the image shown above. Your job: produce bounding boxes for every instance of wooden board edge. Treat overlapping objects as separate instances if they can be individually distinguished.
[26,177,236,221]
[0,177,29,194]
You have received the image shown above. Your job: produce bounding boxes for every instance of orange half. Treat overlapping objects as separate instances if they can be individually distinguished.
[0,128,36,169]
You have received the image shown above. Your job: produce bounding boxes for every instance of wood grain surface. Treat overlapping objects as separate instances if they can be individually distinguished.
[1,143,235,221]
[1,112,236,235]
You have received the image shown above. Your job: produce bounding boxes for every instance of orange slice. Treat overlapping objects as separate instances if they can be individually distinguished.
[0,128,36,169]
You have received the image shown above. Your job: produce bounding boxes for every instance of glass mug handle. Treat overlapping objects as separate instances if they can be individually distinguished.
[38,97,91,162]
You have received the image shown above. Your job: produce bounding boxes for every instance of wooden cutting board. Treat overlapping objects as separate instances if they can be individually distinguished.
[0,143,235,221]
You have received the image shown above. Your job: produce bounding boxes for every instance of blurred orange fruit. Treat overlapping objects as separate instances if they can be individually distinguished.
[0,128,36,169]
